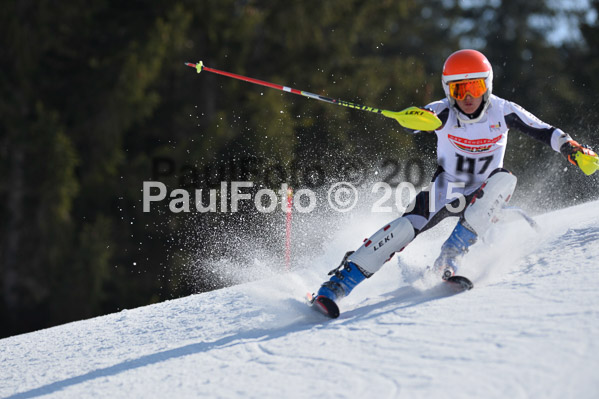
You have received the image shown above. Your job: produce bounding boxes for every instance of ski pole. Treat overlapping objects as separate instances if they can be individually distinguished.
[185,61,442,131]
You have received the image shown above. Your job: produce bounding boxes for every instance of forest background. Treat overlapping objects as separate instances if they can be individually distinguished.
[2,0,598,337]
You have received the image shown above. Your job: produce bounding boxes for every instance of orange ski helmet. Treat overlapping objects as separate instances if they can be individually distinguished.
[442,49,493,123]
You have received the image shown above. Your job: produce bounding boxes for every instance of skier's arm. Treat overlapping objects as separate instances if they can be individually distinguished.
[504,101,598,175]
[504,102,570,151]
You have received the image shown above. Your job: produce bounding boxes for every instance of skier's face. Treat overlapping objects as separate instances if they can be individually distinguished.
[456,94,483,115]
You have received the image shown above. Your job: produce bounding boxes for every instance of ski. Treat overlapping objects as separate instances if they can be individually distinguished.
[444,275,474,291]
[306,293,340,319]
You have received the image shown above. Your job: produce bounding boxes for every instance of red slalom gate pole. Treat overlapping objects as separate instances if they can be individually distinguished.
[285,187,293,271]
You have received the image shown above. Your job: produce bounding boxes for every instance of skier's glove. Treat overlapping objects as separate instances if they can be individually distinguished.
[560,140,599,175]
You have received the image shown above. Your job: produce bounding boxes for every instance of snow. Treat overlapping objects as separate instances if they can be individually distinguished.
[2,201,599,399]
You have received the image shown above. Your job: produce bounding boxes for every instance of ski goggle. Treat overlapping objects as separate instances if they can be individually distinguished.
[448,79,487,100]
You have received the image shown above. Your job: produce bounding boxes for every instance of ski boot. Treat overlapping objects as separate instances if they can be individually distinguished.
[433,221,477,280]
[311,252,370,318]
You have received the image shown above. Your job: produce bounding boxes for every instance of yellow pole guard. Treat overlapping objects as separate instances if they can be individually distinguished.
[382,107,442,131]
[574,151,599,175]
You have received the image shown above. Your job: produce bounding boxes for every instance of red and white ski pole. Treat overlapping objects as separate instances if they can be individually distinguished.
[185,61,441,131]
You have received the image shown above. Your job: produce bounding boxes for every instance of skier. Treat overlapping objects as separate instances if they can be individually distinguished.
[312,49,598,317]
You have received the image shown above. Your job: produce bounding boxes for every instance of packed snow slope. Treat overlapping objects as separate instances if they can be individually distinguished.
[2,200,599,399]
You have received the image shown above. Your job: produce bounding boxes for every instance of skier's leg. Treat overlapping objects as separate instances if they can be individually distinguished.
[315,166,470,303]
[434,169,517,278]
[316,166,454,303]
[317,217,416,302]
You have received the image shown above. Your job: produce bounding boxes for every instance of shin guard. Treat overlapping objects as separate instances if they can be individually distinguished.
[347,217,416,275]
[462,171,517,236]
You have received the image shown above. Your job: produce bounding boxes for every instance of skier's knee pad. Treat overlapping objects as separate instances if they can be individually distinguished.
[348,217,415,275]
[463,171,517,236]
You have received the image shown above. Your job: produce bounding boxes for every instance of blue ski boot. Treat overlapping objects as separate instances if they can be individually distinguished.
[311,252,370,318]
[433,221,478,280]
